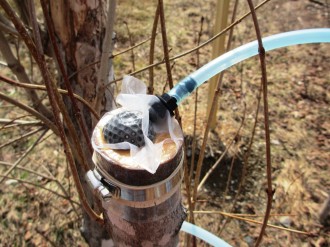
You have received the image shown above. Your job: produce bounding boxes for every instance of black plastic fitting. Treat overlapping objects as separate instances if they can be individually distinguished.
[149,93,177,123]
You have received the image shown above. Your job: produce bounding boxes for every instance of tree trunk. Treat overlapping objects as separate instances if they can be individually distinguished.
[49,1,115,246]
[50,1,186,246]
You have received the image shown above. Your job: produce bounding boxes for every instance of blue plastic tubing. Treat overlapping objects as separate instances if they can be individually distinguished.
[181,221,233,247]
[176,29,330,247]
[168,28,330,104]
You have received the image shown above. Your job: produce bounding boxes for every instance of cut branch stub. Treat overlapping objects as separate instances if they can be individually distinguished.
[93,108,183,185]
[91,108,186,245]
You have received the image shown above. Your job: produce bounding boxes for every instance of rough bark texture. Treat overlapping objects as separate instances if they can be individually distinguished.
[98,143,186,246]
[103,190,186,247]
[49,1,113,246]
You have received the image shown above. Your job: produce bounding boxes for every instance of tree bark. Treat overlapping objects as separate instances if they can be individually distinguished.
[49,1,115,246]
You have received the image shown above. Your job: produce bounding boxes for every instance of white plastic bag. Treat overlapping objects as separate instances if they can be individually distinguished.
[92,75,183,174]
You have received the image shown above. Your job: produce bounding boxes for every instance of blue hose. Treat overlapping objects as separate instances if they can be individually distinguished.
[181,221,232,247]
[169,28,330,246]
[168,28,330,104]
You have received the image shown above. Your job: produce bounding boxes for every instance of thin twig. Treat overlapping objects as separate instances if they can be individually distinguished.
[0,116,41,130]
[187,14,205,218]
[39,163,80,217]
[197,100,245,192]
[158,0,181,125]
[67,36,153,81]
[158,0,173,89]
[0,29,52,118]
[0,126,43,149]
[0,74,100,120]
[246,0,273,246]
[191,89,221,218]
[0,92,58,134]
[14,0,30,26]
[148,3,160,94]
[225,71,263,236]
[0,115,32,124]
[0,161,80,210]
[161,61,176,93]
[113,37,152,58]
[193,211,314,236]
[194,211,296,218]
[189,16,204,184]
[0,15,18,35]
[0,161,53,182]
[0,129,47,184]
[0,174,79,205]
[35,228,58,247]
[183,17,204,241]
[28,0,44,54]
[227,55,262,222]
[123,21,136,71]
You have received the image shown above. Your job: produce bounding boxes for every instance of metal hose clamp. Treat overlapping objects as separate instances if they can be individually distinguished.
[86,152,184,207]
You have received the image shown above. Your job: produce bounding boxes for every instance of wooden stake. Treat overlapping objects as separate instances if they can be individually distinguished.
[207,0,230,129]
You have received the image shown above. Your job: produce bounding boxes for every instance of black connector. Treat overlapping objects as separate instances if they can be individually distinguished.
[149,93,177,123]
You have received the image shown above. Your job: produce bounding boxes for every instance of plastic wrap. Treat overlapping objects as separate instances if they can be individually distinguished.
[92,76,183,174]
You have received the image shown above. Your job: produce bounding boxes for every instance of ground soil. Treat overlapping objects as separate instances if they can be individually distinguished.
[0,0,329,246]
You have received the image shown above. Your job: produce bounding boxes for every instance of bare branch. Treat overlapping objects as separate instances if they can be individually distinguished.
[0,73,100,120]
[148,3,159,95]
[158,0,181,125]
[198,105,246,191]
[0,92,58,134]
[246,0,272,245]
[0,161,54,181]
[0,128,48,184]
[113,37,152,58]
[13,0,30,26]
[0,119,42,128]
[0,126,43,149]
[0,174,80,205]
[67,36,153,81]
[189,16,204,183]
[0,15,18,35]
[123,21,136,71]
[39,163,80,217]
[193,211,314,236]
[0,29,52,118]
[28,0,44,54]
[158,0,173,89]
